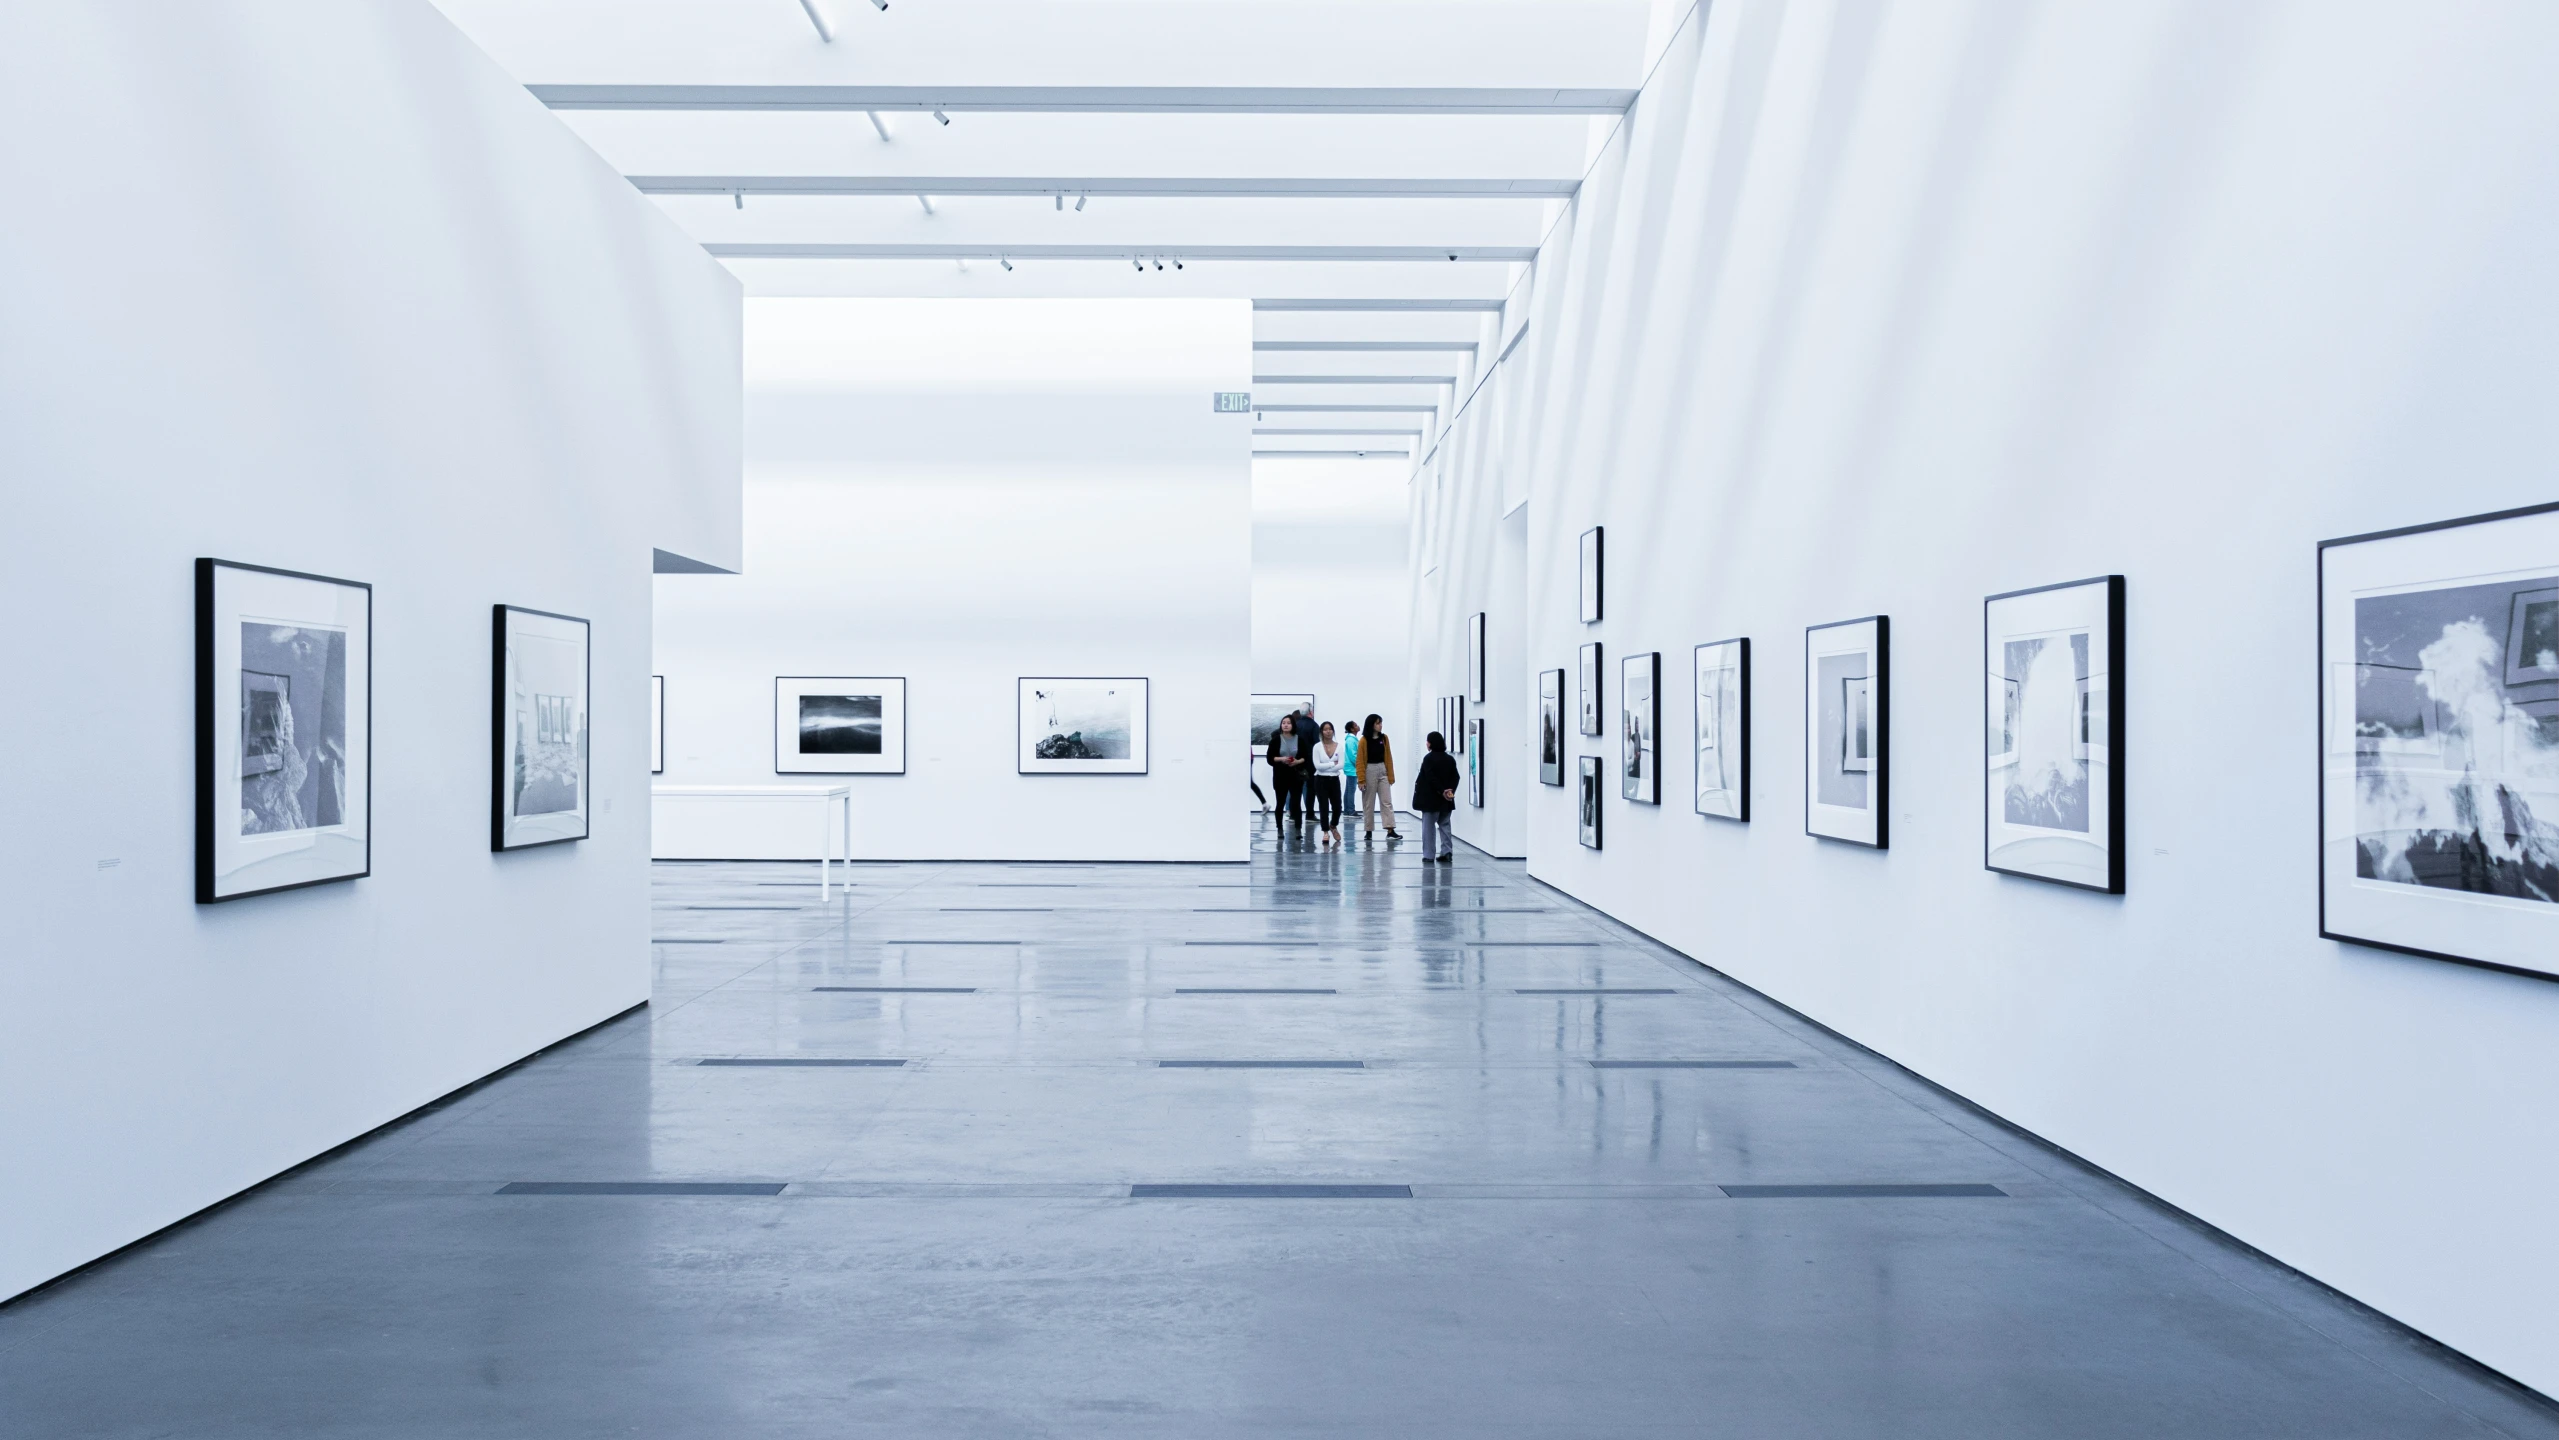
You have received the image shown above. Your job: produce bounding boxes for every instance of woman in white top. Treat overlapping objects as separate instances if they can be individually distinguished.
[1310,721,1346,847]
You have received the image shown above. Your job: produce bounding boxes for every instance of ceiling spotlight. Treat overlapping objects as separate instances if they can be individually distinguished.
[866,0,888,9]
[1000,256,1014,272]
[1054,194,1063,211]
[1172,258,1183,270]
[866,110,892,142]
[1153,258,1163,270]
[932,109,950,126]
[732,191,744,210]
[1132,257,1143,272]
[1447,253,1458,261]
[917,194,935,216]
[1075,194,1087,212]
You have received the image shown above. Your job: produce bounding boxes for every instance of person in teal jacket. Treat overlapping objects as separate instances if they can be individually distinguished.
[1340,726,1362,827]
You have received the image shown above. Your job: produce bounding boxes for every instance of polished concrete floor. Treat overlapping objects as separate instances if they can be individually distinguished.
[7,825,2556,1438]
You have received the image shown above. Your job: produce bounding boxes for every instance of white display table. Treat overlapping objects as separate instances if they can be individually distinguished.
[649,785,852,898]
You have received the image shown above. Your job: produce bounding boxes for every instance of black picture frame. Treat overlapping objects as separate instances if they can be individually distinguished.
[775,676,909,775]
[1467,717,1485,807]
[1578,642,1603,736]
[1804,615,1889,849]
[195,558,373,903]
[1621,650,1660,804]
[1984,576,2124,893]
[1469,611,1488,703]
[2318,501,2559,979]
[1579,526,1604,623]
[1538,667,1565,786]
[1251,693,1315,752]
[1692,638,1750,822]
[1578,755,1603,848]
[1019,676,1150,775]
[651,675,665,776]
[492,604,592,852]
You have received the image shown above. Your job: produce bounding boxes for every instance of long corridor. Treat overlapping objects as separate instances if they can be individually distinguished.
[6,833,2551,1438]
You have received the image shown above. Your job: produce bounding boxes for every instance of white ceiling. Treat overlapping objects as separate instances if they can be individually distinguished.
[431,0,1658,460]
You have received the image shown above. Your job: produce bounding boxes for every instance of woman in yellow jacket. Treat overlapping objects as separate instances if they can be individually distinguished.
[1357,714,1400,843]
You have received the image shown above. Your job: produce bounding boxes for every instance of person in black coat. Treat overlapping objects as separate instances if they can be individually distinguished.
[1409,731,1461,864]
[1266,713,1313,826]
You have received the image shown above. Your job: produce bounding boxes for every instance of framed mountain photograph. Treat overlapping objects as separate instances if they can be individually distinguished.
[777,676,907,775]
[2320,503,2559,977]
[195,558,371,902]
[1985,578,2123,892]
[1020,678,1149,775]
[1805,616,1888,848]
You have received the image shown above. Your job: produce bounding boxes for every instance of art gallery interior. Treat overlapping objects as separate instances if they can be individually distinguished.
[6,3,2559,1436]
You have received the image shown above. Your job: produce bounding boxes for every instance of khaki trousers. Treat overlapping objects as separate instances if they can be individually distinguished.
[1359,765,1396,831]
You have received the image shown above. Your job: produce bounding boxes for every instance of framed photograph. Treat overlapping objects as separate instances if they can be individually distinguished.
[1579,526,1604,623]
[1020,677,1149,775]
[1538,668,1565,786]
[776,676,907,775]
[196,559,371,902]
[1467,716,1485,807]
[1694,638,1750,822]
[2320,503,2559,977]
[1806,616,1888,848]
[493,605,590,851]
[1436,696,1449,744]
[650,675,665,775]
[1251,693,1314,751]
[1468,611,1487,703]
[1986,578,2123,892]
[1621,650,1660,803]
[1578,642,1603,736]
[1578,755,1603,848]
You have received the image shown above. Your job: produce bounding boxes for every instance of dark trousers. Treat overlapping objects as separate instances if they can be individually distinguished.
[1309,775,1343,829]
[1273,767,1305,820]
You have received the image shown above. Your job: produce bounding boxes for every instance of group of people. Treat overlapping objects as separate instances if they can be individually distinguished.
[1258,709,1465,862]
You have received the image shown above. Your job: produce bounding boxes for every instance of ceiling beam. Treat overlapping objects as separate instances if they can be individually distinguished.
[705,244,1534,261]
[1246,403,1441,412]
[532,85,1639,115]
[1253,428,1427,436]
[1252,298,1508,311]
[1253,449,1410,459]
[1253,340,1477,352]
[1251,374,1457,385]
[633,175,1577,199]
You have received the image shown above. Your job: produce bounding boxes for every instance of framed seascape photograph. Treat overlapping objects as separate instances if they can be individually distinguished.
[1468,612,1487,703]
[1986,578,2123,892]
[1538,668,1565,786]
[493,606,590,851]
[1021,678,1149,775]
[1694,638,1750,822]
[1578,642,1603,736]
[1580,526,1604,623]
[651,675,665,775]
[195,559,371,902]
[1578,755,1603,848]
[1251,693,1314,751]
[776,677,907,775]
[2320,503,2559,977]
[1805,616,1888,848]
[1621,650,1660,803]
[1467,716,1485,807]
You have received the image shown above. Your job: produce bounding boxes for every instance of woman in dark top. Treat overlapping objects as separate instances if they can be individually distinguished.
[1358,714,1399,842]
[1266,713,1310,827]
[1410,731,1460,864]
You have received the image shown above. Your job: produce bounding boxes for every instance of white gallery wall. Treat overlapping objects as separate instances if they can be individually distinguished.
[0,5,742,1301]
[654,298,1252,862]
[1416,0,2559,1396]
[1250,455,1413,806]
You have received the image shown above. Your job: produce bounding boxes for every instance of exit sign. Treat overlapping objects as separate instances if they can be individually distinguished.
[1213,392,1251,413]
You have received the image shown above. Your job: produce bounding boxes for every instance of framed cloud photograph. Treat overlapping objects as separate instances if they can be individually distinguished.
[1578,755,1604,849]
[1578,642,1603,736]
[776,677,907,775]
[1621,650,1660,803]
[1467,716,1485,807]
[195,559,371,902]
[1468,611,1487,703]
[1021,678,1149,775]
[493,605,590,851]
[1694,638,1750,822]
[651,675,665,775]
[2320,503,2559,977]
[1986,578,2123,892]
[1580,526,1604,623]
[1538,668,1565,786]
[1251,693,1313,751]
[1805,616,1888,848]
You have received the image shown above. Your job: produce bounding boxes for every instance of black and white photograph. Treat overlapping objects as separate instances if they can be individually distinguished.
[651,675,665,775]
[1539,667,1565,786]
[1622,650,1659,803]
[1694,638,1750,822]
[1806,616,1888,848]
[1021,677,1149,775]
[1579,642,1603,736]
[775,676,908,775]
[1580,526,1604,624]
[1579,755,1603,848]
[1987,578,2122,891]
[1467,717,1484,807]
[2321,503,2559,976]
[1469,611,1487,703]
[493,605,590,851]
[1251,694,1315,750]
[197,559,371,902]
